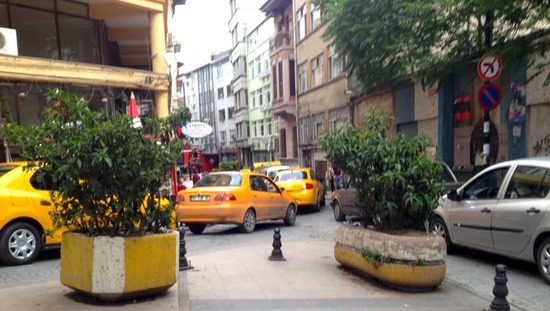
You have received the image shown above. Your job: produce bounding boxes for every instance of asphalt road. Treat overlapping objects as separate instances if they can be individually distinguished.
[1,203,549,310]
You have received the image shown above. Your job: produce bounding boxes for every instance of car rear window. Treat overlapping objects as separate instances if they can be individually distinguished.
[0,165,19,178]
[276,171,307,182]
[194,173,242,187]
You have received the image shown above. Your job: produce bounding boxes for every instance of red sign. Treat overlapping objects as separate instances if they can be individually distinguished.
[477,83,502,111]
[477,54,502,81]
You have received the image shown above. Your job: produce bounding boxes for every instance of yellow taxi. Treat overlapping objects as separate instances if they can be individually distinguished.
[176,171,297,234]
[273,167,326,211]
[0,162,63,266]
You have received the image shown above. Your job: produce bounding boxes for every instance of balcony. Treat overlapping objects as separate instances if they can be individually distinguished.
[269,31,292,53]
[271,97,296,118]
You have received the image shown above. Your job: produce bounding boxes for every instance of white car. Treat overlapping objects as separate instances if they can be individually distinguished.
[431,157,550,284]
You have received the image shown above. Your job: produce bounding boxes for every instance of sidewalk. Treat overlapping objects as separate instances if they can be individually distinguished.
[0,240,494,311]
[180,240,493,311]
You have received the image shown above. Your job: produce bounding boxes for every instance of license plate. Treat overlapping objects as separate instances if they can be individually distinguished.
[190,195,210,202]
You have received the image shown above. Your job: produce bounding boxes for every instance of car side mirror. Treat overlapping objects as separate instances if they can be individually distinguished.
[447,189,461,201]
[280,187,286,192]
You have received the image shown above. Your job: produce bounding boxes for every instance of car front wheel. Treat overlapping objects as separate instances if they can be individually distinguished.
[431,218,456,254]
[0,222,42,266]
[239,209,256,233]
[333,201,345,222]
[536,237,550,284]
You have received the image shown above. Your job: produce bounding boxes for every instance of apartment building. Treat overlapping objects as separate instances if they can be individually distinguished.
[246,18,277,165]
[228,0,265,169]
[0,0,184,160]
[260,0,298,167]
[213,51,237,162]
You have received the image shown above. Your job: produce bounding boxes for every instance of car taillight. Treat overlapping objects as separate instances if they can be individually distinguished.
[304,183,314,190]
[176,195,185,204]
[214,193,237,201]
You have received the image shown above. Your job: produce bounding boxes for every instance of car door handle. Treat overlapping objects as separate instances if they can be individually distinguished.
[40,200,52,206]
[480,207,491,214]
[526,207,541,215]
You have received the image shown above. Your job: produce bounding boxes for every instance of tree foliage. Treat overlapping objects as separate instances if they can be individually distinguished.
[318,111,443,232]
[4,89,192,237]
[316,0,550,90]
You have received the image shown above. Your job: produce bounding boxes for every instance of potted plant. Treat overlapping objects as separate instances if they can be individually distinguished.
[4,89,191,301]
[318,110,446,291]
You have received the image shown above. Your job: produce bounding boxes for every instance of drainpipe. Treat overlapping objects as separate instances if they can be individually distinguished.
[292,0,302,167]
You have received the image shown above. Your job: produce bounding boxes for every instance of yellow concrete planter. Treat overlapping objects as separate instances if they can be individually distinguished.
[60,231,178,302]
[334,225,446,291]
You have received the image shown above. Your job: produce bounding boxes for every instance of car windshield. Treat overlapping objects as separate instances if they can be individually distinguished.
[194,173,242,187]
[275,171,307,182]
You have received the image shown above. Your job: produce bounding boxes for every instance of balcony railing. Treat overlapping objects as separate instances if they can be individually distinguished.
[269,31,291,53]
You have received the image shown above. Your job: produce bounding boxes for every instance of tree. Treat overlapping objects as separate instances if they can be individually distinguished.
[4,89,192,237]
[316,0,550,90]
[318,111,443,231]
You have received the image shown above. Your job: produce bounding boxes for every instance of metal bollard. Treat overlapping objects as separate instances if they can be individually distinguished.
[268,227,286,261]
[489,264,510,311]
[178,223,193,271]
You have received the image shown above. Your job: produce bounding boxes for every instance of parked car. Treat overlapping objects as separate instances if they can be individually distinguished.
[176,171,297,234]
[431,157,550,284]
[330,161,460,221]
[260,165,290,180]
[0,162,63,266]
[273,167,326,211]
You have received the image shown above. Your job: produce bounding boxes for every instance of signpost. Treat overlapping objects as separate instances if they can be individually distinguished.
[477,54,502,167]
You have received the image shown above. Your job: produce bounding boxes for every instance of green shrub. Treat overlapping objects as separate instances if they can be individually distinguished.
[4,89,191,237]
[318,110,443,231]
[219,159,239,171]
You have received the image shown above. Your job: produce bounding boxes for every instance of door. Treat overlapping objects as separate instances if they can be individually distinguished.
[249,175,271,220]
[340,181,359,217]
[28,170,62,243]
[493,165,550,254]
[261,176,285,217]
[450,166,509,250]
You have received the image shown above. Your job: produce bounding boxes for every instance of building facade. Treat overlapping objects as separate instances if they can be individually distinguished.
[212,51,237,162]
[246,17,278,166]
[228,0,265,169]
[260,0,298,167]
[0,0,184,160]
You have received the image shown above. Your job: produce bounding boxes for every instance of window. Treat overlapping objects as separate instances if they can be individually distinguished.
[228,107,234,119]
[289,60,296,96]
[252,121,257,137]
[216,66,223,79]
[258,90,263,106]
[264,86,271,105]
[311,54,324,88]
[251,90,256,108]
[329,45,344,79]
[226,85,232,96]
[298,62,308,93]
[272,64,278,100]
[260,120,265,136]
[464,167,509,200]
[505,166,550,199]
[256,57,261,76]
[296,5,306,41]
[219,109,226,122]
[220,131,226,142]
[230,129,236,141]
[248,61,255,78]
[311,3,321,30]
[217,87,224,99]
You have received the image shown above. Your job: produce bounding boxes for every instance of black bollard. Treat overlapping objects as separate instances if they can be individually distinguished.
[268,227,286,261]
[178,223,193,271]
[489,264,510,311]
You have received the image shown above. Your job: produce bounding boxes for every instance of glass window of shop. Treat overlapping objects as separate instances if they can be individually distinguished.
[3,1,99,64]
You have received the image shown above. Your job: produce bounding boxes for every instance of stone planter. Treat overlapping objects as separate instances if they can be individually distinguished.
[334,224,446,291]
[60,231,178,302]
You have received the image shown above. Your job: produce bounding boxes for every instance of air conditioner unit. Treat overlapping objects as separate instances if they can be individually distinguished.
[0,27,18,56]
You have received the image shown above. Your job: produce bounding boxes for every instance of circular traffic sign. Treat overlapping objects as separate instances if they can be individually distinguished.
[477,83,502,111]
[477,54,502,81]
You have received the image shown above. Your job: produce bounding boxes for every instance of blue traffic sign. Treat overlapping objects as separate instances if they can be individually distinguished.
[477,83,502,111]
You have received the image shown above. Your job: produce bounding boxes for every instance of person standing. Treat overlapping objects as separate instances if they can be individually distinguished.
[333,165,342,189]
[328,165,335,192]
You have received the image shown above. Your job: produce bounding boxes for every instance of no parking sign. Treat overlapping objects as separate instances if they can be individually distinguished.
[477,83,502,111]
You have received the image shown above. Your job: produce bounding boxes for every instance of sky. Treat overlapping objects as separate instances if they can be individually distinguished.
[173,1,233,72]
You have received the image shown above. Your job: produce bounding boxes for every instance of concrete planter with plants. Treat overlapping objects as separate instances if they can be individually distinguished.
[319,110,447,291]
[5,89,191,302]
